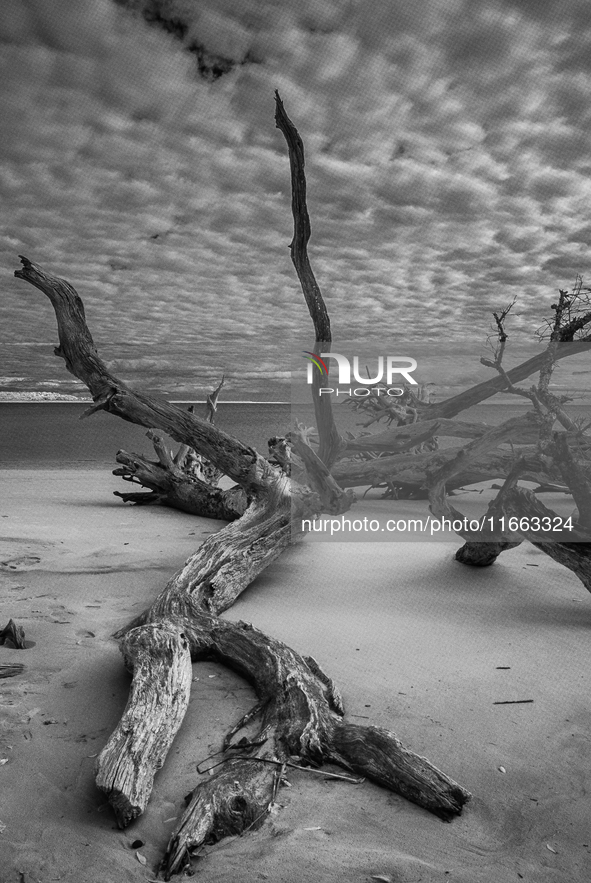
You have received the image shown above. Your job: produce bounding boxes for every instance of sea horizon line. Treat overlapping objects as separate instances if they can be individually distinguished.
[0,397,292,405]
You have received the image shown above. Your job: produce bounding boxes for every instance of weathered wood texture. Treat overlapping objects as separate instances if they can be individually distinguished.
[155,603,470,878]
[428,421,591,586]
[95,623,192,827]
[116,498,293,632]
[113,442,247,520]
[290,429,355,515]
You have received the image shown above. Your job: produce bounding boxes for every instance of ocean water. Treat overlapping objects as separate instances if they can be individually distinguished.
[1,400,590,468]
[0,402,291,468]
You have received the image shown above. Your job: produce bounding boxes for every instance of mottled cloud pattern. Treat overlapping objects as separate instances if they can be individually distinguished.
[2,0,591,399]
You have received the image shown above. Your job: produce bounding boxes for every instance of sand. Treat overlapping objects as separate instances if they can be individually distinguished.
[1,468,590,882]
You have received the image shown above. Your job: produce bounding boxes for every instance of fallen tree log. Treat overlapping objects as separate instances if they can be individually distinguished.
[428,422,591,583]
[113,432,247,521]
[427,292,591,570]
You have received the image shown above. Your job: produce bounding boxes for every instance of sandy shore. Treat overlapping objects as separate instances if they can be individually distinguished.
[1,469,590,882]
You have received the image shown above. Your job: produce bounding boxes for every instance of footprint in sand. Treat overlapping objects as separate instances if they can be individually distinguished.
[0,555,41,570]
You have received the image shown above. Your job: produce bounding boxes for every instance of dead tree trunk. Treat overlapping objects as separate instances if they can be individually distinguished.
[13,243,468,875]
[427,426,540,568]
[111,374,250,519]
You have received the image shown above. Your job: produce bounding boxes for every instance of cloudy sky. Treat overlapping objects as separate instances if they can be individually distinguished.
[2,0,591,401]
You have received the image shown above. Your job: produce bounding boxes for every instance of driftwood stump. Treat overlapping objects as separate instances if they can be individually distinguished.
[0,619,27,649]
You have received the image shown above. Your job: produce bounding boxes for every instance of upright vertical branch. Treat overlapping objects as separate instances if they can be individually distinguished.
[274,91,343,467]
[274,92,330,341]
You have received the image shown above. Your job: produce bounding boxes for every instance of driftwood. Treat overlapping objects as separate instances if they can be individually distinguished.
[495,485,591,592]
[0,663,25,679]
[113,430,247,520]
[427,413,591,588]
[333,443,555,493]
[452,478,591,592]
[425,292,591,576]
[13,255,470,873]
[0,619,26,649]
[341,415,542,456]
[157,602,469,877]
[419,339,591,420]
[13,116,469,877]
[111,374,250,519]
[329,294,591,497]
[15,88,591,882]
[16,85,591,880]
[454,540,522,567]
[95,623,192,826]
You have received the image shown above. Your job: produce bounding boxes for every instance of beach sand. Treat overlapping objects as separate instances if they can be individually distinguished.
[1,469,590,882]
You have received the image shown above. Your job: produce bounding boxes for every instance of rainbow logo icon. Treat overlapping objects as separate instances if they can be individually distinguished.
[302,351,328,374]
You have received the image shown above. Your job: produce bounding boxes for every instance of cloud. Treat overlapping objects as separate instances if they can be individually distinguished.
[2,0,591,398]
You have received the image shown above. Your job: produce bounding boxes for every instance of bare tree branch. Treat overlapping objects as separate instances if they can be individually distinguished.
[274,91,344,466]
[14,257,271,493]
